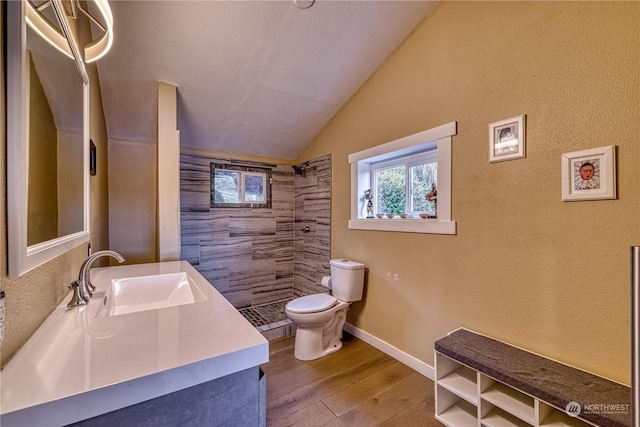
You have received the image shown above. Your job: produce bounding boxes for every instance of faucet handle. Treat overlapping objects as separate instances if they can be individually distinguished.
[67,281,88,308]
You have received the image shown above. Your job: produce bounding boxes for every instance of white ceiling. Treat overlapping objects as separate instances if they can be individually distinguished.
[95,0,437,160]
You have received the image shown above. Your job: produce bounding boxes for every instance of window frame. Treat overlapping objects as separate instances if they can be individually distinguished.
[241,172,268,204]
[371,150,438,216]
[210,163,272,209]
[348,122,457,235]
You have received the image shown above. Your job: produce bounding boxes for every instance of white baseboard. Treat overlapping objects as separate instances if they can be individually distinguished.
[343,323,434,381]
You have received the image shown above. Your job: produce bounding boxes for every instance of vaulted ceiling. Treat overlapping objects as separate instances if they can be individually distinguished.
[95,1,437,160]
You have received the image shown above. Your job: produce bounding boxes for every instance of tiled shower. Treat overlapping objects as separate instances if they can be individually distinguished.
[180,153,331,340]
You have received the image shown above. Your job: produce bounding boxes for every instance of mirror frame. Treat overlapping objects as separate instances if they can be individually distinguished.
[7,0,90,277]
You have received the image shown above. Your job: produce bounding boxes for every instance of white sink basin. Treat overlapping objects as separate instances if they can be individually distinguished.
[96,272,204,318]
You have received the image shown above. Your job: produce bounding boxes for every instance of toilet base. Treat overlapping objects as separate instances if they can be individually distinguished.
[293,331,343,361]
[291,306,348,361]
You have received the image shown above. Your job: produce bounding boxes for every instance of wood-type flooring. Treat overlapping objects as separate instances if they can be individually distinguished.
[262,333,441,427]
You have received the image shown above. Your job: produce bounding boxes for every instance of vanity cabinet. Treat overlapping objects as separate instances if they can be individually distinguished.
[435,329,630,427]
[0,262,269,426]
[68,367,266,427]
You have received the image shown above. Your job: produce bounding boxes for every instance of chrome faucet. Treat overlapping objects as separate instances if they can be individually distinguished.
[68,250,126,308]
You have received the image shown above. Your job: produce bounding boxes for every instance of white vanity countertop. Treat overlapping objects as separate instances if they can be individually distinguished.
[0,261,269,426]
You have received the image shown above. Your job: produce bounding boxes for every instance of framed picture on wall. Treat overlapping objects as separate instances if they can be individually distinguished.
[489,115,526,163]
[90,140,97,176]
[561,145,616,201]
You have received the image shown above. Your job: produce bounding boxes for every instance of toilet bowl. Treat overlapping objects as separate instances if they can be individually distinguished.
[286,259,365,361]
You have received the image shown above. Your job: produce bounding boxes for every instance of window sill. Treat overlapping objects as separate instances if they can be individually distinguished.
[348,218,456,235]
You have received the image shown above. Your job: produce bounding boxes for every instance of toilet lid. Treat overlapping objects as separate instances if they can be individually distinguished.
[286,293,337,314]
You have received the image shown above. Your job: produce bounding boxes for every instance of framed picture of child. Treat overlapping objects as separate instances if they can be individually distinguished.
[561,145,616,201]
[489,115,526,163]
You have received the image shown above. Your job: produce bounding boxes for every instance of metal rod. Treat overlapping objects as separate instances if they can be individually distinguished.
[631,246,640,427]
[51,0,89,83]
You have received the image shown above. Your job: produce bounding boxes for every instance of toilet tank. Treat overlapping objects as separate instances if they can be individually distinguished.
[329,259,365,302]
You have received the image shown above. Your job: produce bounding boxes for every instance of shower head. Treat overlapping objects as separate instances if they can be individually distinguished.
[292,161,310,176]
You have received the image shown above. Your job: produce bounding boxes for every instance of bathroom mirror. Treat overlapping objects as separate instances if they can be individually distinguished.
[7,0,90,277]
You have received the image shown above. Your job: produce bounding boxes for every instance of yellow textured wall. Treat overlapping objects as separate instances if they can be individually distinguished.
[298,1,639,384]
[108,139,158,264]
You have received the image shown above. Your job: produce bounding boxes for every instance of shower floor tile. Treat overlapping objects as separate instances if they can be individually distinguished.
[239,299,294,338]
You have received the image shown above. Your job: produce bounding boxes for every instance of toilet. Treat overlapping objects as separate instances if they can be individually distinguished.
[285,259,365,361]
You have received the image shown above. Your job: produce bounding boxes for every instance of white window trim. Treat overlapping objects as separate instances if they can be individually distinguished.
[348,121,457,235]
[371,150,438,215]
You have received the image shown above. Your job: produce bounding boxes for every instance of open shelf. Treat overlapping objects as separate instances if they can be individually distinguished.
[437,399,478,427]
[539,410,591,427]
[482,407,533,427]
[481,382,536,425]
[438,365,478,405]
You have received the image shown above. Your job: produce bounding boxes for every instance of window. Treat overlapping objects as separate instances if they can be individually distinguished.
[372,151,437,216]
[348,122,457,235]
[211,164,272,208]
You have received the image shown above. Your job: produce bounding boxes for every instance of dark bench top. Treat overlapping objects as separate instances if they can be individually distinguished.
[435,328,630,427]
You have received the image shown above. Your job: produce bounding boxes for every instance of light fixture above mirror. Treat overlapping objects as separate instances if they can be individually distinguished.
[25,0,73,59]
[25,0,114,63]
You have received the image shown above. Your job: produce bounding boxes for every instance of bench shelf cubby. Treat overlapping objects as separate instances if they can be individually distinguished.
[434,329,630,427]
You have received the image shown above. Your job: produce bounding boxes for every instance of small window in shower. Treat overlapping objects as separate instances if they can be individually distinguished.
[211,164,272,208]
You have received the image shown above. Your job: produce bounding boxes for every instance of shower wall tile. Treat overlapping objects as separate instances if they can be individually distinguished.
[180,240,200,265]
[275,219,294,235]
[229,217,277,237]
[180,155,211,212]
[303,242,329,261]
[276,260,294,280]
[180,153,295,307]
[294,155,332,297]
[200,237,253,265]
[228,265,274,290]
[180,152,331,309]
[252,235,294,261]
[303,193,331,214]
[316,162,331,189]
[316,215,331,245]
